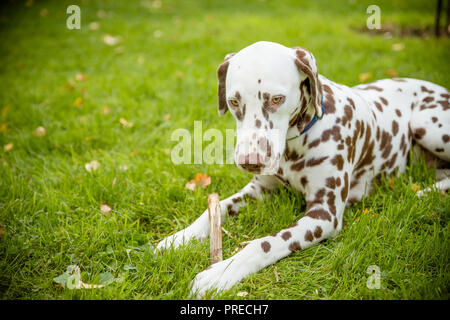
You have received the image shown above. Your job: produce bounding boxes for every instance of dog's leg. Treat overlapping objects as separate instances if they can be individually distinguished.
[417,169,450,197]
[156,175,280,252]
[191,173,349,297]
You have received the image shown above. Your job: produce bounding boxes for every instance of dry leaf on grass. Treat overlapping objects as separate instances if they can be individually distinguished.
[100,203,112,216]
[85,160,100,172]
[237,291,248,297]
[4,143,13,152]
[384,69,398,78]
[102,106,110,114]
[32,126,46,137]
[119,118,133,128]
[273,267,279,282]
[358,72,373,83]
[73,97,83,107]
[75,73,87,82]
[392,43,405,51]
[185,173,211,191]
[1,106,8,117]
[411,183,421,192]
[89,22,100,30]
[0,123,7,133]
[102,34,122,46]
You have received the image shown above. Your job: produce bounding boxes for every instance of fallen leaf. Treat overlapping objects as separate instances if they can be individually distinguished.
[74,97,83,107]
[102,34,121,46]
[130,150,139,156]
[32,126,46,137]
[185,173,212,191]
[388,177,394,189]
[85,160,100,172]
[89,22,100,30]
[102,106,110,114]
[163,114,171,121]
[119,118,133,128]
[392,43,405,51]
[1,106,8,117]
[185,180,197,191]
[237,291,248,297]
[0,123,7,133]
[384,69,398,78]
[4,142,13,152]
[100,203,112,216]
[273,267,279,282]
[411,183,421,192]
[76,73,87,82]
[359,72,373,83]
[195,173,211,188]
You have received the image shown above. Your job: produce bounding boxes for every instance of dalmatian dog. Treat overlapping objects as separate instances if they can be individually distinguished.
[156,41,450,297]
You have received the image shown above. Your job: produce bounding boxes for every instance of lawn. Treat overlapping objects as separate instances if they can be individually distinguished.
[0,0,449,300]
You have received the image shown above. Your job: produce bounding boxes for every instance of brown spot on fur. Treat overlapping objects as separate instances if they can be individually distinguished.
[300,176,309,188]
[392,120,399,136]
[423,96,434,103]
[395,109,402,117]
[325,177,337,189]
[379,97,388,105]
[289,241,301,251]
[255,119,261,128]
[306,156,329,167]
[261,241,271,253]
[304,230,314,242]
[331,154,344,170]
[361,85,383,92]
[414,128,426,140]
[281,231,292,241]
[421,86,434,94]
[306,208,332,221]
[443,135,450,143]
[291,159,305,172]
[313,226,323,238]
[374,101,383,112]
[432,117,438,123]
[341,172,349,202]
[436,148,444,152]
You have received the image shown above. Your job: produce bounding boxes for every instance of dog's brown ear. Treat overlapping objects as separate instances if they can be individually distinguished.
[292,47,323,118]
[217,53,235,116]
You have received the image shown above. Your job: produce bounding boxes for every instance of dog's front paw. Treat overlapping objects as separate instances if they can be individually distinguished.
[190,257,240,298]
[191,244,258,298]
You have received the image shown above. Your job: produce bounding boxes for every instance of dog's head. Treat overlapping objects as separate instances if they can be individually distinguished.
[217,41,323,175]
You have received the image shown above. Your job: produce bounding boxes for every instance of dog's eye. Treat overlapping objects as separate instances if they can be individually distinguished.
[229,99,239,107]
[271,96,284,104]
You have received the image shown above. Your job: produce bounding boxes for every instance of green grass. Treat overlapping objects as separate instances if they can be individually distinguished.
[0,0,449,300]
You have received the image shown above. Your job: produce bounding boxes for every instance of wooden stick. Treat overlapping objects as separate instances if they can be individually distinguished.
[208,193,222,264]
